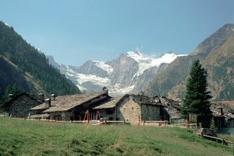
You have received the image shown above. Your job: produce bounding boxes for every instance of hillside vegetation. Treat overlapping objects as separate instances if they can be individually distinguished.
[0,21,80,96]
[0,117,232,156]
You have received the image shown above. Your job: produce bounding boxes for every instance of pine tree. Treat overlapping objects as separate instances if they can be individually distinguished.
[181,60,212,127]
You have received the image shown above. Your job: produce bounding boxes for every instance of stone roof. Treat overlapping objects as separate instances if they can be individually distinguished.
[31,92,108,113]
[129,94,158,105]
[31,103,48,110]
[211,101,234,120]
[45,92,108,112]
[157,96,182,119]
[93,94,162,110]
[4,92,41,110]
[212,101,234,107]
[93,97,122,109]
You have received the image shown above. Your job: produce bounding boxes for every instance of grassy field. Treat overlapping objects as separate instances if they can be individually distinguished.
[0,117,232,156]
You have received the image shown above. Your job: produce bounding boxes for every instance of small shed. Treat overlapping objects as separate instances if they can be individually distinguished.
[211,101,234,128]
[4,93,41,118]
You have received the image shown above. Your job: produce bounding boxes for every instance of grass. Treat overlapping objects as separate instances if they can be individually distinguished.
[0,117,232,156]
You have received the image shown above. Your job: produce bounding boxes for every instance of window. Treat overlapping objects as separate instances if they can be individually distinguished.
[106,109,114,114]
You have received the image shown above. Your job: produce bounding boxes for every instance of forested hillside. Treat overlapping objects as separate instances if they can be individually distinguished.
[0,21,80,96]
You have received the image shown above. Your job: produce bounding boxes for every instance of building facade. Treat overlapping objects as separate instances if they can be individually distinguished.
[93,94,163,125]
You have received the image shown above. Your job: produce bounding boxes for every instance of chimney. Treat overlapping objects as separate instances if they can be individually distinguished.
[8,94,14,100]
[45,98,51,108]
[38,93,44,102]
[217,107,224,115]
[8,94,14,98]
[51,94,56,100]
[103,87,108,93]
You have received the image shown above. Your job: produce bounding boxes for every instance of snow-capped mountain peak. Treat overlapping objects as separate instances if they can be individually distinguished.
[126,51,151,62]
[48,51,185,95]
[126,51,180,77]
[93,61,113,75]
[152,53,178,65]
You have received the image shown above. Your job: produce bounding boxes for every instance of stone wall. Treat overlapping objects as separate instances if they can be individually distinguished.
[49,111,73,121]
[116,96,162,125]
[141,104,161,121]
[118,98,140,125]
[8,94,40,118]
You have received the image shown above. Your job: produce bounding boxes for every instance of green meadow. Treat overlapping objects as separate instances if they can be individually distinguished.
[0,117,232,156]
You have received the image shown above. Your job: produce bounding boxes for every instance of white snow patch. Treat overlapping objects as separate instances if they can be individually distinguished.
[4,22,10,27]
[61,65,111,91]
[109,84,135,95]
[94,61,113,75]
[76,84,86,93]
[127,51,180,77]
[64,67,77,77]
[36,47,41,52]
[177,54,188,57]
[75,73,110,86]
[117,85,135,94]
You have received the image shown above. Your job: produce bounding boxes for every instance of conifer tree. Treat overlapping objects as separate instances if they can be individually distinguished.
[181,60,212,127]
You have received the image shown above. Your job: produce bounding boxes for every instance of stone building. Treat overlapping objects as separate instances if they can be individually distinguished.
[29,98,51,119]
[30,91,111,121]
[29,92,182,126]
[211,101,234,128]
[155,96,181,123]
[93,94,165,125]
[4,93,41,118]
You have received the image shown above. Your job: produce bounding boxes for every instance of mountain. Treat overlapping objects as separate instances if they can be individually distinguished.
[48,51,186,95]
[146,24,234,101]
[0,21,80,96]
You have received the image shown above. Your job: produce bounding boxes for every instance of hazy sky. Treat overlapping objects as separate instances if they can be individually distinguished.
[0,0,234,65]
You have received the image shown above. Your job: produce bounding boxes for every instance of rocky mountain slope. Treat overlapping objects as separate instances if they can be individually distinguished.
[146,24,234,101]
[0,21,80,96]
[48,52,186,95]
